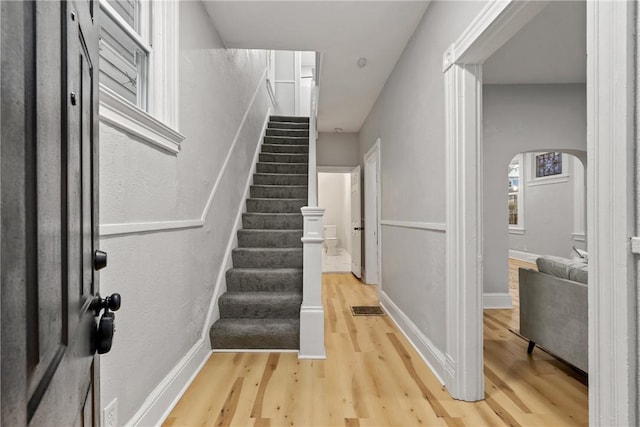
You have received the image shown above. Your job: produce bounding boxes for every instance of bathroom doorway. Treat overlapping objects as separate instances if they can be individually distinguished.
[318,169,355,273]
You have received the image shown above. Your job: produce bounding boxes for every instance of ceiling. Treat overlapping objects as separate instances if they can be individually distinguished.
[483,1,586,85]
[203,1,430,132]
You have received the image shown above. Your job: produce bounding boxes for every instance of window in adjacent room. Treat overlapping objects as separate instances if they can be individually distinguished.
[508,154,525,233]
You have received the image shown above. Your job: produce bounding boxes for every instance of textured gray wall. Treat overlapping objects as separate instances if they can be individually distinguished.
[317,132,359,167]
[98,1,271,422]
[358,1,488,353]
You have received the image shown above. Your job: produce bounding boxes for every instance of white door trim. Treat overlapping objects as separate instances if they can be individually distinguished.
[444,2,637,424]
[586,1,636,425]
[364,139,382,286]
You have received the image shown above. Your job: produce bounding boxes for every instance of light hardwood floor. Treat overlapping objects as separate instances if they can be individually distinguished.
[164,265,587,426]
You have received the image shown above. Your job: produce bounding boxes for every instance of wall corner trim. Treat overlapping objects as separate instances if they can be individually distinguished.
[127,339,211,427]
[482,293,513,309]
[380,291,447,385]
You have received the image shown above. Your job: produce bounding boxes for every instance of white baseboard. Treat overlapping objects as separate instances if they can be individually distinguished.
[379,291,446,385]
[201,108,272,345]
[128,339,211,427]
[483,292,513,309]
[508,249,539,264]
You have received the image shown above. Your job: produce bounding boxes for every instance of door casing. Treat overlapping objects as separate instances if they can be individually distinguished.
[364,139,382,286]
[443,2,637,426]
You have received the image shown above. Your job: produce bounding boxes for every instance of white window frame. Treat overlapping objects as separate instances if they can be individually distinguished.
[98,0,184,154]
[507,154,525,234]
[526,151,570,186]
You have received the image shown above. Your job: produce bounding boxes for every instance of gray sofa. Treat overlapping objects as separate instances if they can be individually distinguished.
[518,256,588,372]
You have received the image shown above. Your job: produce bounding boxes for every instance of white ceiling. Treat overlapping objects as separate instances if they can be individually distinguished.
[483,1,586,85]
[203,1,430,132]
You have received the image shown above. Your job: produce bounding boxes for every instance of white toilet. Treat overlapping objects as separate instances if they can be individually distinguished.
[323,225,339,256]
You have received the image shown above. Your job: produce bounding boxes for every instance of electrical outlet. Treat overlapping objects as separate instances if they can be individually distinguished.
[103,399,118,427]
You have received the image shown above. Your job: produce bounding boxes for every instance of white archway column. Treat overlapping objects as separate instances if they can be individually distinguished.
[444,63,484,401]
[587,1,636,424]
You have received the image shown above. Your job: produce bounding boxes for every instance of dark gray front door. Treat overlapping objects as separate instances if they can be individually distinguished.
[1,0,101,425]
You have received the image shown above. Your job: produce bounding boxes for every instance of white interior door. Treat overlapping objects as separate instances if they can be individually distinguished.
[364,148,379,285]
[350,166,362,278]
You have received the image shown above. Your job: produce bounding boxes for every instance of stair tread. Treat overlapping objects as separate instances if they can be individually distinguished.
[243,212,301,216]
[222,291,302,298]
[260,151,308,154]
[248,197,307,201]
[227,267,303,273]
[238,229,303,233]
[264,136,309,140]
[233,247,302,252]
[251,185,308,188]
[254,173,307,177]
[212,318,299,327]
[262,144,309,147]
[257,162,309,166]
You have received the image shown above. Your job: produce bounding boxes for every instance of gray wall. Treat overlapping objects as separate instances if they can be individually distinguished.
[358,1,488,354]
[317,132,359,167]
[508,154,586,257]
[98,1,270,423]
[482,84,587,295]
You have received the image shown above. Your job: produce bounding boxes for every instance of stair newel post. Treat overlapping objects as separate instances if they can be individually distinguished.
[300,84,326,359]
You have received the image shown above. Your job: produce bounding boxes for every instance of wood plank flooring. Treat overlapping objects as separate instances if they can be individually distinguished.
[164,266,587,426]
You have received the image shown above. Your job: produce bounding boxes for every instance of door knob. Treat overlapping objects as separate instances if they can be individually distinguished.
[353,227,364,231]
[94,250,107,270]
[91,293,121,314]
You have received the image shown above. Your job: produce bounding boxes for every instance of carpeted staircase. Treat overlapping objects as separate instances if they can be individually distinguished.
[209,115,310,350]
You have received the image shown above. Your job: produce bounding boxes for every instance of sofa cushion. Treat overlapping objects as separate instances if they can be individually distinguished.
[536,255,588,285]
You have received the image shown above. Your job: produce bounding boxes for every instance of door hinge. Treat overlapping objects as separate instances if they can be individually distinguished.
[631,237,640,254]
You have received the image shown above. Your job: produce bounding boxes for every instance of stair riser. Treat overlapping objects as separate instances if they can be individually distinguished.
[266,129,309,138]
[226,270,303,292]
[264,136,308,145]
[259,153,308,163]
[253,174,308,186]
[262,144,309,154]
[256,163,308,174]
[268,122,309,130]
[211,333,298,350]
[270,116,309,123]
[232,249,303,268]
[250,186,308,199]
[242,214,303,229]
[238,230,303,248]
[210,320,299,349]
[246,198,306,213]
[219,299,301,319]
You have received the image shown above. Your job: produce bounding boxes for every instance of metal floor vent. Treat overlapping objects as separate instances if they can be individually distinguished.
[351,306,385,316]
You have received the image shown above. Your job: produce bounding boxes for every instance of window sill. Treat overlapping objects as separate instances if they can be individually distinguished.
[509,227,526,235]
[527,175,569,186]
[99,84,184,154]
